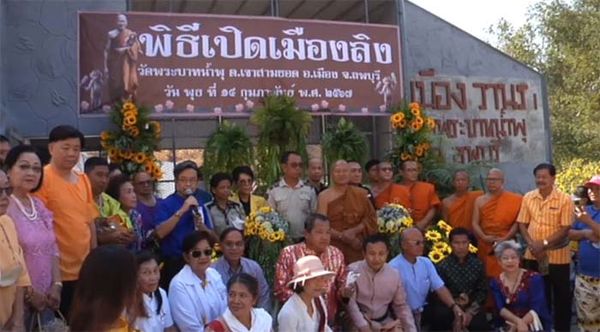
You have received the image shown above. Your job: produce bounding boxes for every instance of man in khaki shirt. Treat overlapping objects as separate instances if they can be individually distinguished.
[268,151,317,241]
[517,163,574,331]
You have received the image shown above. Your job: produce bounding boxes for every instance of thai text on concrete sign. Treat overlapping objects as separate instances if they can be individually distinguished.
[410,74,546,164]
[79,12,402,117]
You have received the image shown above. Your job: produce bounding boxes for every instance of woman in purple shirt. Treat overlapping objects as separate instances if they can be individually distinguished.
[4,145,61,328]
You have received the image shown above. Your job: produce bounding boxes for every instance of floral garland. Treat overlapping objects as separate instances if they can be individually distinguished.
[388,102,435,163]
[425,220,478,264]
[100,101,163,180]
[377,203,413,258]
[244,206,290,285]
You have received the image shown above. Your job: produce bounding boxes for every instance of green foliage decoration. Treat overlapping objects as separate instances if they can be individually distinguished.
[202,120,254,182]
[322,117,369,166]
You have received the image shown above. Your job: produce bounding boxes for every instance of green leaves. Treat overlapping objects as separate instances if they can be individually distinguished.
[322,117,369,165]
[203,120,253,181]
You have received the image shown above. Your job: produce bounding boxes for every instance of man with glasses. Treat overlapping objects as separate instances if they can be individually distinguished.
[132,170,163,234]
[472,168,522,278]
[399,160,441,230]
[211,227,271,310]
[153,160,214,289]
[389,228,465,330]
[267,151,317,242]
[373,160,410,209]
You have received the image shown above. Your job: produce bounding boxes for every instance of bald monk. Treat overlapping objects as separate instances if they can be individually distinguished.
[472,168,522,277]
[442,170,483,231]
[318,160,377,263]
[399,161,441,230]
[373,161,410,209]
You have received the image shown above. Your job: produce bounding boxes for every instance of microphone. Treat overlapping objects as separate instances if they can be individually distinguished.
[184,188,203,220]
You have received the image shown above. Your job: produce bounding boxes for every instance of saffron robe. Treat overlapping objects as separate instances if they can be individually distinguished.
[447,191,484,231]
[477,191,523,277]
[328,186,377,263]
[401,182,441,222]
[374,184,410,210]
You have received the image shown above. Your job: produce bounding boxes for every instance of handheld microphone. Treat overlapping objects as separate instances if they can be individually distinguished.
[184,188,203,219]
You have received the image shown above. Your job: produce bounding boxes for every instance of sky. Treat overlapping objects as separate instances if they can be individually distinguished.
[409,0,542,43]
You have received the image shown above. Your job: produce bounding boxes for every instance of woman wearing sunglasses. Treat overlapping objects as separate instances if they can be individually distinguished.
[169,230,227,331]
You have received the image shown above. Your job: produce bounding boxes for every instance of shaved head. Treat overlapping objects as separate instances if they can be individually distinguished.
[452,170,470,193]
[331,160,349,186]
[488,168,504,179]
[485,168,505,194]
[307,158,324,183]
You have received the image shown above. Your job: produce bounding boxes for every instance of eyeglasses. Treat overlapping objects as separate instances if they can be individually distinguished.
[0,186,13,197]
[190,249,213,258]
[223,242,244,250]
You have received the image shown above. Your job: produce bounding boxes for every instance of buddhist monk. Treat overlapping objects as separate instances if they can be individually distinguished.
[472,168,522,277]
[442,170,483,231]
[318,160,377,263]
[399,161,441,230]
[373,161,410,209]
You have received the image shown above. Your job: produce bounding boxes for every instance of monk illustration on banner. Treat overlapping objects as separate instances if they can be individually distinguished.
[472,168,523,277]
[317,160,377,263]
[442,170,483,231]
[104,13,141,103]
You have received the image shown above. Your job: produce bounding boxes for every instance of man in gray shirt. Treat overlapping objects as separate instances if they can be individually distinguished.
[268,151,317,241]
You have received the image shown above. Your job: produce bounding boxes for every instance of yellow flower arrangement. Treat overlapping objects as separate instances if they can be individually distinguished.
[101,101,162,181]
[425,229,443,242]
[437,220,453,236]
[428,249,446,264]
[424,219,479,264]
[469,244,478,254]
[433,241,451,254]
[388,101,437,167]
[377,203,413,258]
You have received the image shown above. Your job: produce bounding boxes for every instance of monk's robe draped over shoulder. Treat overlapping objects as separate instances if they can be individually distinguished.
[328,186,378,263]
[374,184,410,209]
[107,28,140,101]
[403,182,441,222]
[448,191,484,231]
[477,191,522,277]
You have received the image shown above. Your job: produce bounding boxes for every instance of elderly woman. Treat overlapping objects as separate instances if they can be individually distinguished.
[106,174,144,252]
[277,255,334,332]
[4,146,61,328]
[490,240,552,332]
[169,231,227,331]
[207,173,245,237]
[230,166,269,216]
[0,169,31,330]
[206,273,272,332]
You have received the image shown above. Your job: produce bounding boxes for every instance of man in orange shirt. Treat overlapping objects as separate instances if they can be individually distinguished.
[518,163,574,331]
[373,160,410,209]
[471,168,522,278]
[399,160,440,230]
[35,125,98,318]
[442,170,483,231]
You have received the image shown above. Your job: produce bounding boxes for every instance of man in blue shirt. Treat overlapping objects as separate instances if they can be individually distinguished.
[389,228,465,330]
[569,175,600,332]
[154,160,213,289]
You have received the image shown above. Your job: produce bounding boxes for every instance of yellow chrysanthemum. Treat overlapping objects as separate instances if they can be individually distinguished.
[437,220,453,233]
[378,225,386,233]
[414,116,424,125]
[410,121,423,131]
[398,118,407,128]
[468,244,478,254]
[433,242,451,254]
[428,250,446,264]
[427,118,436,129]
[425,230,442,242]
[122,101,136,111]
[390,113,405,124]
[401,152,412,161]
[411,108,421,117]
[409,102,420,110]
[415,147,424,157]
[133,152,146,164]
[124,115,137,127]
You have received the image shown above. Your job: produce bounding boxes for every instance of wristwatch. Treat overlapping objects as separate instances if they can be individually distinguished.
[543,239,549,248]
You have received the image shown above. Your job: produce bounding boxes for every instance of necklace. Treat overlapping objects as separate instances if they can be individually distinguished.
[502,269,523,305]
[10,194,38,221]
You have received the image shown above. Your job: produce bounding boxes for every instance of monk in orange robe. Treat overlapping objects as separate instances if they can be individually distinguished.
[104,14,141,102]
[399,161,441,230]
[373,161,410,209]
[442,170,483,231]
[318,160,377,263]
[472,168,522,277]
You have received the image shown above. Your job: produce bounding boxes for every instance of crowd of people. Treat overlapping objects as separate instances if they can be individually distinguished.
[0,127,598,332]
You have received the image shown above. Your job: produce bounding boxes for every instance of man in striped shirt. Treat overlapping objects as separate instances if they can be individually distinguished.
[517,163,574,331]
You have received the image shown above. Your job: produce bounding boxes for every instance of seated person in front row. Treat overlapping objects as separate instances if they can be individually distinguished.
[389,228,466,328]
[278,255,334,332]
[211,228,272,311]
[429,228,491,331]
[490,240,552,332]
[206,172,245,237]
[206,273,273,332]
[346,234,417,332]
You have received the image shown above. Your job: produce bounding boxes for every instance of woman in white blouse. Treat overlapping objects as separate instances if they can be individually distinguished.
[134,251,175,332]
[206,273,272,332]
[277,255,334,332]
[169,231,227,332]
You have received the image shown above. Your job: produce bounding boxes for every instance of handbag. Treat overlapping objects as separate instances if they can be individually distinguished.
[30,310,69,332]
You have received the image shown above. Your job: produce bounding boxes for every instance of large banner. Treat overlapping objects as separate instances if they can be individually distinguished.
[78,12,402,117]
